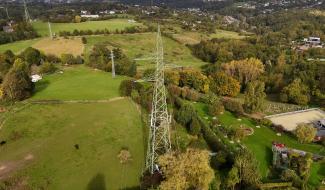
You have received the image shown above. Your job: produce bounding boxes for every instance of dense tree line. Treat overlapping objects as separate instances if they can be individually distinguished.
[0,22,39,45]
[87,45,136,77]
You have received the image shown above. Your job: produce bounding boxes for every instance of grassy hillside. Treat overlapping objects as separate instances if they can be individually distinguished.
[85,33,206,69]
[31,66,127,101]
[0,99,145,189]
[0,39,40,54]
[33,19,144,37]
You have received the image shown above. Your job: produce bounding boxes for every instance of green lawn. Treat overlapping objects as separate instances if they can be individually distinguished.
[32,19,144,37]
[191,102,325,185]
[85,33,206,69]
[31,65,127,101]
[209,29,247,39]
[0,99,145,189]
[0,38,40,54]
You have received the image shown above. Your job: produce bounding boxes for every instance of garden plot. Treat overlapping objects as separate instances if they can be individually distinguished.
[266,108,325,131]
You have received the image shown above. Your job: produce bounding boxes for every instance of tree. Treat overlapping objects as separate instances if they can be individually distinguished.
[158,149,214,190]
[81,37,87,44]
[75,15,82,23]
[2,58,34,101]
[226,167,240,190]
[165,70,180,86]
[176,103,197,127]
[234,149,261,188]
[189,117,201,136]
[21,47,41,66]
[179,69,209,93]
[244,81,266,113]
[295,124,316,143]
[280,79,310,105]
[222,58,264,86]
[209,72,240,97]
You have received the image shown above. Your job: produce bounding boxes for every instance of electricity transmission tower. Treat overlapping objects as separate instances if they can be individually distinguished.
[48,21,53,39]
[23,0,31,23]
[110,50,115,78]
[145,25,171,174]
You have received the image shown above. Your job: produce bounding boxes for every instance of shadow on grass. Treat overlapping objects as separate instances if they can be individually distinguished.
[33,80,50,95]
[119,186,140,190]
[87,173,106,190]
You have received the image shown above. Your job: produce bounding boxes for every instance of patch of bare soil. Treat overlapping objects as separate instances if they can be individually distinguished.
[0,154,34,181]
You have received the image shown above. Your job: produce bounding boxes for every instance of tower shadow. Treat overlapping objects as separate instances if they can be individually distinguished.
[87,173,106,190]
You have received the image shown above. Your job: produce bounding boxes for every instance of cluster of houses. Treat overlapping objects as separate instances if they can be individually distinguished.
[295,37,324,51]
[80,9,125,19]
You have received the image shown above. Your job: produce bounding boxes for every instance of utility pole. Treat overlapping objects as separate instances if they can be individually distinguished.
[23,0,31,23]
[110,49,115,78]
[48,21,53,39]
[145,25,171,174]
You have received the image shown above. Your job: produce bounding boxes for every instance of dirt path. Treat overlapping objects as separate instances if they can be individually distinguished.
[0,154,34,180]
[29,97,126,104]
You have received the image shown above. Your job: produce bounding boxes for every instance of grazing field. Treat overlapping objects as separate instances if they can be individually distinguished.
[0,39,40,54]
[0,99,145,189]
[31,66,127,101]
[85,33,206,69]
[266,109,325,131]
[210,29,246,39]
[32,37,84,56]
[192,102,325,185]
[32,19,144,37]
[172,29,246,45]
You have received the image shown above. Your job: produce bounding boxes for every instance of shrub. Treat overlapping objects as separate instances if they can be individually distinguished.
[81,37,87,44]
[209,72,240,97]
[39,62,57,74]
[294,124,317,143]
[176,103,197,127]
[119,79,134,96]
[222,98,244,116]
[189,117,201,135]
[165,70,180,86]
[280,79,310,105]
[45,54,61,63]
[208,100,225,116]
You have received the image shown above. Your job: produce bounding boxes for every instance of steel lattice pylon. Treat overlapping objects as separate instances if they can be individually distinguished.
[23,0,31,23]
[145,25,171,174]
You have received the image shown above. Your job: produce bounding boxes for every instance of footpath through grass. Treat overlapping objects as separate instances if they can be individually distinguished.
[31,65,127,101]
[0,99,145,189]
[33,19,144,37]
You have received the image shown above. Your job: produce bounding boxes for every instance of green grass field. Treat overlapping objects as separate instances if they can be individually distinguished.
[85,33,206,69]
[209,29,246,39]
[31,66,127,101]
[191,102,325,186]
[0,65,145,189]
[33,19,144,37]
[0,39,40,54]
[0,99,145,189]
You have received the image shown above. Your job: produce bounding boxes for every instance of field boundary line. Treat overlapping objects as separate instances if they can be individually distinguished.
[28,97,125,104]
[265,108,325,119]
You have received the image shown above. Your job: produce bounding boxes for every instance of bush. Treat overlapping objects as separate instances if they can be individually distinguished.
[208,100,225,116]
[45,54,61,63]
[189,117,201,135]
[294,124,317,143]
[119,79,134,96]
[209,72,240,97]
[176,103,197,127]
[39,62,57,74]
[222,98,244,116]
[280,79,310,105]
[61,54,83,65]
[81,37,87,44]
